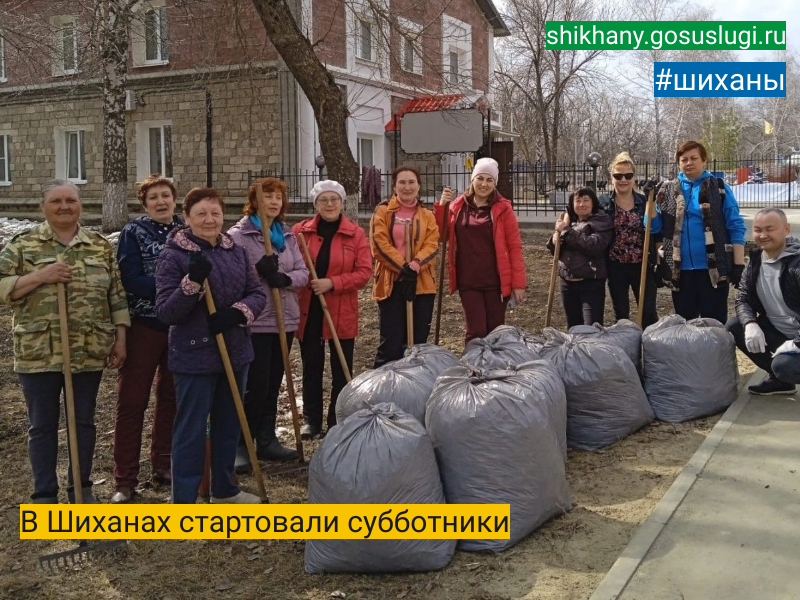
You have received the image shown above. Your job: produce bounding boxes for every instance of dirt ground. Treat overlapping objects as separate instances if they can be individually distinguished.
[0,229,755,600]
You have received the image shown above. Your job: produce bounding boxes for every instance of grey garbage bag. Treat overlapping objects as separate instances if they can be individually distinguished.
[485,324,546,354]
[404,343,460,377]
[426,361,571,552]
[305,403,455,574]
[540,338,654,450]
[462,337,541,370]
[335,357,436,424]
[568,319,642,367]
[642,315,738,422]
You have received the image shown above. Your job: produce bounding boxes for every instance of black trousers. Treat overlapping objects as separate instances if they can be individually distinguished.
[726,315,800,383]
[243,331,294,441]
[373,289,435,367]
[607,260,658,328]
[300,299,355,429]
[672,269,729,325]
[561,278,606,329]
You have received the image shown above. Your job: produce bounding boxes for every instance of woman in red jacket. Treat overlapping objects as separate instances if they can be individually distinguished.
[435,158,526,343]
[292,180,372,439]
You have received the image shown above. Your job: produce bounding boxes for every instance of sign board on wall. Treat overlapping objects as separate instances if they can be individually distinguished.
[400,109,483,154]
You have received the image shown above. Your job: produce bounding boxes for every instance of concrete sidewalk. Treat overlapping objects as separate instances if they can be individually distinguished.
[591,372,800,600]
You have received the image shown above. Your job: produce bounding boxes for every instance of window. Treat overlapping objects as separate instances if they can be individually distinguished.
[0,34,6,82]
[0,135,10,184]
[357,137,374,170]
[148,125,173,177]
[398,19,422,75]
[144,6,168,62]
[64,130,86,181]
[356,17,373,61]
[449,50,459,84]
[52,16,79,76]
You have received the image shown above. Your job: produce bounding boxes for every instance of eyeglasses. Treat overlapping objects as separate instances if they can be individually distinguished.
[612,173,635,181]
[317,197,341,205]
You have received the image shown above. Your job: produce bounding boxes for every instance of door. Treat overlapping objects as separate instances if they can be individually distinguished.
[490,141,514,202]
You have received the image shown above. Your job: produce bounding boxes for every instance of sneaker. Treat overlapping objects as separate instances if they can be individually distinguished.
[210,491,263,504]
[110,487,134,504]
[748,376,796,396]
[300,422,322,440]
[234,444,252,474]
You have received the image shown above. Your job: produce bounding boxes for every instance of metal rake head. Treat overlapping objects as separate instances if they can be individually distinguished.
[38,539,127,571]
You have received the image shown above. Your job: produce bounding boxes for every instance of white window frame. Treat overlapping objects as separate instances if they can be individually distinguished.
[0,134,10,185]
[355,16,375,63]
[356,135,375,171]
[398,18,422,75]
[51,15,80,77]
[148,124,173,178]
[442,15,472,89]
[135,120,173,182]
[0,34,7,83]
[54,127,87,184]
[132,1,169,67]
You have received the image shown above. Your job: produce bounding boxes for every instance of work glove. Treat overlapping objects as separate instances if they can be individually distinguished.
[265,272,292,289]
[398,263,418,302]
[187,252,212,284]
[255,254,279,278]
[207,307,247,335]
[729,264,745,289]
[641,178,659,197]
[773,339,800,357]
[744,323,767,354]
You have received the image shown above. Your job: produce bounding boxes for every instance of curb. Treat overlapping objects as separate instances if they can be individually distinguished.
[588,369,763,600]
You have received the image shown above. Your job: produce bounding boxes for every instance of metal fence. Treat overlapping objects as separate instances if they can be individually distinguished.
[249,156,800,216]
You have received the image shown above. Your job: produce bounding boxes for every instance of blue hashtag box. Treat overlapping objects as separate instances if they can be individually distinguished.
[654,62,786,97]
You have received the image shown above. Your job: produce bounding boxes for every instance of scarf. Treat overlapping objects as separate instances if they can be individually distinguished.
[249,215,286,252]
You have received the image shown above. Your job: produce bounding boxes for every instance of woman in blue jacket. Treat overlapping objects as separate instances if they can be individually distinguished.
[657,140,746,324]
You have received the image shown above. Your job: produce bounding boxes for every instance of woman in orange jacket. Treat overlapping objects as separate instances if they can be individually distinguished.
[369,165,440,367]
[292,180,372,439]
[435,158,526,343]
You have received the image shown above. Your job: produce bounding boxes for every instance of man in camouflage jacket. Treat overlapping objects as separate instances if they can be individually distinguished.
[0,180,129,503]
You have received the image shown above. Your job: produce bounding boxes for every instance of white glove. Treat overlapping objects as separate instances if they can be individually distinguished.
[744,323,767,354]
[773,339,800,356]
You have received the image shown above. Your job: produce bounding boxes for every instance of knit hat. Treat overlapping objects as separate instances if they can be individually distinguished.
[471,157,499,181]
[309,180,346,204]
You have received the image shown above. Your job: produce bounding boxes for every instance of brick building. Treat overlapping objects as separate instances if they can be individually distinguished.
[0,0,509,206]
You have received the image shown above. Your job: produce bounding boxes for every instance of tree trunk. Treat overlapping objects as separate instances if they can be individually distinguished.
[251,0,360,221]
[100,2,132,232]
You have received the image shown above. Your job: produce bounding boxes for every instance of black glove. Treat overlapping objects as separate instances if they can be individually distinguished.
[397,264,418,302]
[207,307,247,335]
[265,272,292,289]
[187,252,212,284]
[729,263,745,289]
[255,254,279,278]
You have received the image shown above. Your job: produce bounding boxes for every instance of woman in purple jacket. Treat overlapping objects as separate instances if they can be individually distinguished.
[228,178,308,473]
[155,187,266,504]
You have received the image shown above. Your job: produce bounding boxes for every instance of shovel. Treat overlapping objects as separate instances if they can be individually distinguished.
[544,222,562,329]
[637,186,657,328]
[404,221,414,348]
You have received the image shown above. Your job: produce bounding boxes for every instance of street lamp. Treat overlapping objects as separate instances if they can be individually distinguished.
[315,155,326,182]
[587,151,602,191]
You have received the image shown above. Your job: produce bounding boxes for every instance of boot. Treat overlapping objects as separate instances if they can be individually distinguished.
[256,415,298,462]
[301,415,323,440]
[67,485,98,504]
[234,442,252,474]
[31,492,58,504]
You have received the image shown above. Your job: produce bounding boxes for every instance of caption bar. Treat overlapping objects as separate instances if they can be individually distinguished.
[546,21,786,50]
[20,504,511,540]
[653,62,786,98]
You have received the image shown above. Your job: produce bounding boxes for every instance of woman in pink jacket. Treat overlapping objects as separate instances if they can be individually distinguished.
[434,158,526,343]
[292,180,372,439]
[228,178,309,472]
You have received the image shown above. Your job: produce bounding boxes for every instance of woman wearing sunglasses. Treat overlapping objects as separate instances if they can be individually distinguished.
[600,152,663,328]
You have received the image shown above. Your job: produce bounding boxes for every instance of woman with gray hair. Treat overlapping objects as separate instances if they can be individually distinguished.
[0,180,130,503]
[291,181,372,438]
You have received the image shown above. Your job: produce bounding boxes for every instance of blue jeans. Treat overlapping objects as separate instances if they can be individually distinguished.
[172,369,247,503]
[19,371,102,499]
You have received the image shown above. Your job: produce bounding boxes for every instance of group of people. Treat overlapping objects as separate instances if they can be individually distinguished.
[1,157,531,504]
[5,140,800,505]
[548,141,747,329]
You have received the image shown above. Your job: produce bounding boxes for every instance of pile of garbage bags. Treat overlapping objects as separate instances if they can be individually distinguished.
[642,316,738,422]
[305,403,456,573]
[426,361,571,552]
